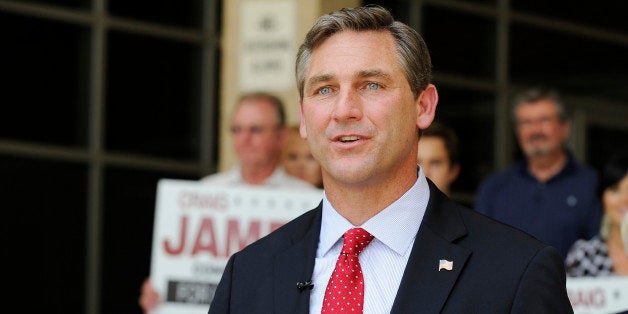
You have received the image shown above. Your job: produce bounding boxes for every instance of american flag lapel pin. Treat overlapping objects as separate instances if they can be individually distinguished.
[439,259,453,271]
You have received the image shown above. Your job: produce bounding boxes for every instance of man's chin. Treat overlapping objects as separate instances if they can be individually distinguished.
[524,147,552,157]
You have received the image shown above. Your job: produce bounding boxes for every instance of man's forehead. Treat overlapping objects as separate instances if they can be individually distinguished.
[232,115,277,127]
[305,31,398,76]
[233,101,278,123]
[518,99,558,112]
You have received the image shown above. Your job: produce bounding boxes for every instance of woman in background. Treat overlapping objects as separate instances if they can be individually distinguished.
[281,125,323,189]
[565,153,628,276]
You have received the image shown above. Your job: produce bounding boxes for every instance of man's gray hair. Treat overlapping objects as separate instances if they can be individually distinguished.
[511,87,569,122]
[295,5,432,100]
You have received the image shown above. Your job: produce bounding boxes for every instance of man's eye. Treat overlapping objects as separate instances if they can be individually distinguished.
[517,119,531,127]
[318,87,332,95]
[366,82,380,90]
[250,126,264,134]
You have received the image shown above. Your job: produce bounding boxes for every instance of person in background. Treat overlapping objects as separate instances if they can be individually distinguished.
[139,92,317,313]
[417,121,460,196]
[199,92,317,189]
[474,87,601,258]
[565,153,628,276]
[208,6,572,313]
[281,124,324,189]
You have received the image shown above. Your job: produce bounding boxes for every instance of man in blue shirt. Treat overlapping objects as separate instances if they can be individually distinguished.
[475,87,601,258]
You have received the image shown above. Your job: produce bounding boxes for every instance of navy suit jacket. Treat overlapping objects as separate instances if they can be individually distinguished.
[209,181,573,313]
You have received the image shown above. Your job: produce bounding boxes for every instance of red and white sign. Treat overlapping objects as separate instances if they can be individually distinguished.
[567,277,628,314]
[149,179,322,314]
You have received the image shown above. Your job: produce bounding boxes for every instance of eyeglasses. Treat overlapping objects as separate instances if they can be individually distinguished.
[230,125,280,136]
[516,116,559,128]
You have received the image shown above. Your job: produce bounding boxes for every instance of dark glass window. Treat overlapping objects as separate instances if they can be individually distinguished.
[108,0,203,29]
[106,31,202,160]
[23,0,90,9]
[361,0,415,23]
[423,5,496,79]
[0,12,89,146]
[512,0,627,33]
[101,167,198,314]
[466,0,495,4]
[432,85,495,200]
[0,156,86,312]
[510,23,628,104]
[587,125,628,173]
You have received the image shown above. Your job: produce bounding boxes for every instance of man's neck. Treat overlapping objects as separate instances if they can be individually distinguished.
[527,150,567,182]
[324,166,418,226]
[241,163,277,185]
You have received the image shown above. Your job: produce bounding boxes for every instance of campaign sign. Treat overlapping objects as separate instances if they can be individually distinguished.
[567,276,628,314]
[149,179,323,314]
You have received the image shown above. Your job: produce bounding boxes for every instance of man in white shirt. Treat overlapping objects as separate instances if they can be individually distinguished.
[139,92,316,313]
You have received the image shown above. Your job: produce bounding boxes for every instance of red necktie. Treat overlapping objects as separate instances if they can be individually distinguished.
[321,227,374,313]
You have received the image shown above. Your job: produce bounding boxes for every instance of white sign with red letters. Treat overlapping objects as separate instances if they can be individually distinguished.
[567,276,628,314]
[149,179,322,314]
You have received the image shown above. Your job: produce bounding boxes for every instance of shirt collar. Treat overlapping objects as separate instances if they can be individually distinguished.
[319,168,429,257]
[517,150,577,182]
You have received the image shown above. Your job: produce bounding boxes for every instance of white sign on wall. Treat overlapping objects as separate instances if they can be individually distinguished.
[238,0,297,92]
[149,179,322,314]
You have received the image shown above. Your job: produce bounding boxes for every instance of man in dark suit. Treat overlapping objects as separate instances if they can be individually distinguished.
[209,5,573,313]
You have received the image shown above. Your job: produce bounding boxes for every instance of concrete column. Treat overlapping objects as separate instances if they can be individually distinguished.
[219,0,359,171]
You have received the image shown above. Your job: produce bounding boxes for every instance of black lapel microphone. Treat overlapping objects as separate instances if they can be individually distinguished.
[296,280,314,291]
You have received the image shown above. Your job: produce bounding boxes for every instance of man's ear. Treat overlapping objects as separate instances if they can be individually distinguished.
[416,84,438,130]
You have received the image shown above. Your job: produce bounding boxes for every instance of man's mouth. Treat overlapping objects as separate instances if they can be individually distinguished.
[339,136,360,143]
[528,134,547,142]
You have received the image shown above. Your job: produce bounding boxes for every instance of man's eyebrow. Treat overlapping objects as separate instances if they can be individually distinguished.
[357,69,392,80]
[306,74,334,87]
[306,70,392,87]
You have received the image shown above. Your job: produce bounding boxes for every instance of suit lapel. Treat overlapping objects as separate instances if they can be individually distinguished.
[391,183,471,314]
[272,205,322,313]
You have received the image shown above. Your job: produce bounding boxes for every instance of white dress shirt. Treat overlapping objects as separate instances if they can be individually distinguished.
[309,169,430,314]
[199,164,320,190]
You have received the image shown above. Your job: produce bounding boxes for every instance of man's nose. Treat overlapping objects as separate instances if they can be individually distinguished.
[332,88,363,121]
